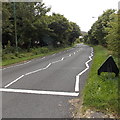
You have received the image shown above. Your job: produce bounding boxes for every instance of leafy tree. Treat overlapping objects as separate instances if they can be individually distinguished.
[68,22,81,45]
[48,13,71,47]
[105,11,120,56]
[2,2,51,49]
[2,3,14,48]
[48,14,81,47]
[2,2,81,51]
[87,9,115,46]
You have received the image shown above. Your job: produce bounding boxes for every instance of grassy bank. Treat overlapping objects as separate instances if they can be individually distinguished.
[1,45,73,66]
[82,45,120,117]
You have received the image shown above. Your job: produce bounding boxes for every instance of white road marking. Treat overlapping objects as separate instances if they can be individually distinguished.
[61,57,64,60]
[0,88,79,97]
[4,75,24,88]
[41,57,45,59]
[64,55,70,58]
[75,47,93,92]
[2,47,73,71]
[25,63,52,75]
[4,63,52,88]
[42,63,51,70]
[25,69,42,75]
[74,52,76,55]
[52,57,64,64]
[52,60,61,64]
[52,54,56,56]
[4,57,65,88]
[3,46,93,91]
[2,61,32,70]
[2,56,47,70]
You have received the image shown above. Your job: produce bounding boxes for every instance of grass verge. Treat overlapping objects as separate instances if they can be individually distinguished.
[82,45,120,117]
[1,45,73,67]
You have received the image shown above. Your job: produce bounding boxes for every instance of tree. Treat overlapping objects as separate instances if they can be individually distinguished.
[2,2,51,49]
[105,11,120,56]
[48,13,71,47]
[2,3,14,48]
[68,22,81,45]
[2,2,81,51]
[48,14,81,47]
[87,9,115,46]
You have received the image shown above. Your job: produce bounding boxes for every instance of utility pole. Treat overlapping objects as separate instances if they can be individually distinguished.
[13,2,18,52]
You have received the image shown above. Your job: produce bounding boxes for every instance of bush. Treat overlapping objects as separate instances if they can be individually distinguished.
[2,53,17,60]
[40,47,49,53]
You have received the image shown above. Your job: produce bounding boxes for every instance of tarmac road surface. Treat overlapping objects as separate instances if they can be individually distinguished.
[1,43,93,118]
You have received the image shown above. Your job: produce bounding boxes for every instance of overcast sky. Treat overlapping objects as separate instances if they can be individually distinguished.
[43,0,119,32]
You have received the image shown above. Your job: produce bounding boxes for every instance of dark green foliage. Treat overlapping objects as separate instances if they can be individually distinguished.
[2,2,51,49]
[2,2,81,51]
[84,9,119,58]
[83,46,119,116]
[105,10,120,58]
[84,9,116,46]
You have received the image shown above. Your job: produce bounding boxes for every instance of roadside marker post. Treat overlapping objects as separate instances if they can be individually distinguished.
[98,55,119,77]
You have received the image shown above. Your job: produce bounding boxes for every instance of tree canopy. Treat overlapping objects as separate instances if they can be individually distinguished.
[2,2,81,50]
[83,9,119,56]
[84,9,115,46]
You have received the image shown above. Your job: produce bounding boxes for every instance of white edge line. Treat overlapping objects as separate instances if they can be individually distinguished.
[0,88,79,97]
[3,47,93,92]
[2,56,46,70]
[75,47,93,92]
[2,47,77,71]
[2,61,32,70]
[3,47,78,88]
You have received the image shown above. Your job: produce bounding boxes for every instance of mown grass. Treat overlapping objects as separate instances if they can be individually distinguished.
[1,45,73,66]
[82,45,120,117]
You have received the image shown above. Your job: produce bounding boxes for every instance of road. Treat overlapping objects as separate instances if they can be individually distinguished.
[1,44,93,118]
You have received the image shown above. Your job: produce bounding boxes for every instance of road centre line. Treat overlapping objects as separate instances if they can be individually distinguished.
[0,88,79,97]
[4,63,52,88]
[3,47,82,89]
[75,47,93,92]
[52,57,64,64]
[25,63,52,75]
[3,46,93,96]
[4,55,68,88]
[4,75,25,88]
[2,47,72,70]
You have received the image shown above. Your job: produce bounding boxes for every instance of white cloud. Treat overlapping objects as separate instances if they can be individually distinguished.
[43,0,119,32]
